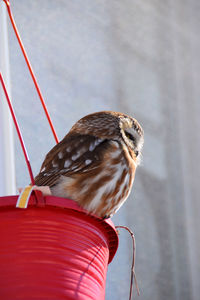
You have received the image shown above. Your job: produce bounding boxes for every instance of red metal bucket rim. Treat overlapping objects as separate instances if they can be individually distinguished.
[0,191,118,263]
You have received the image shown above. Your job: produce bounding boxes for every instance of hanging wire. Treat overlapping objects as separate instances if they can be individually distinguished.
[2,0,59,144]
[115,226,140,300]
[0,72,35,185]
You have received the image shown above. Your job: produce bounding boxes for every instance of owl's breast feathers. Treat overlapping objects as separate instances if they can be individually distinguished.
[34,133,135,217]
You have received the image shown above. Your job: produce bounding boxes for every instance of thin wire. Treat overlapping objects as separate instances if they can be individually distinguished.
[2,0,59,144]
[115,225,140,300]
[0,72,35,185]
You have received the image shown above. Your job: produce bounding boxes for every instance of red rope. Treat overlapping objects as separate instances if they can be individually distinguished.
[0,72,35,185]
[3,0,59,144]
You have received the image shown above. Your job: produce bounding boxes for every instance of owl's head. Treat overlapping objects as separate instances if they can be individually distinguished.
[70,111,144,162]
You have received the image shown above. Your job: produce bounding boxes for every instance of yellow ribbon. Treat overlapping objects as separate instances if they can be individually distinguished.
[16,185,34,208]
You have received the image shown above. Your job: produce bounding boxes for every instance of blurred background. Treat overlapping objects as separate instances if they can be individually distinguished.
[0,0,200,299]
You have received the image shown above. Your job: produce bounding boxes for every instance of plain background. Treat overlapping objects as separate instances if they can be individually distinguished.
[2,1,200,299]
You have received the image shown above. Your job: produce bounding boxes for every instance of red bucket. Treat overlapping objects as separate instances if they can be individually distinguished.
[0,192,118,299]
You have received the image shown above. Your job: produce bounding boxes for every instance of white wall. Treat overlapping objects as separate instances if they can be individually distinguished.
[0,2,16,196]
[7,1,200,299]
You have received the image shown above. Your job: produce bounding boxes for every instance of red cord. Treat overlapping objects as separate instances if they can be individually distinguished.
[0,72,35,185]
[3,0,59,144]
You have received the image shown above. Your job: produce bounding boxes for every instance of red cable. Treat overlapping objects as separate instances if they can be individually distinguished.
[3,0,59,144]
[0,72,35,185]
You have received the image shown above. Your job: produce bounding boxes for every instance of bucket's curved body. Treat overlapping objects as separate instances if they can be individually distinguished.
[0,193,118,300]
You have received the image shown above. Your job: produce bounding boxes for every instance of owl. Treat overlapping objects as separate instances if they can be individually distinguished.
[34,111,144,218]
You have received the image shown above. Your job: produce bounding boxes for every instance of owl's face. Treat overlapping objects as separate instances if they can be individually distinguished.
[70,111,144,164]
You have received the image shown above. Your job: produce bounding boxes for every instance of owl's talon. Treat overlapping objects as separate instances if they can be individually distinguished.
[33,185,52,196]
[102,215,111,220]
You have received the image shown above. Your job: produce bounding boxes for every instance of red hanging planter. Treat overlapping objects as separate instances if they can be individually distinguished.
[0,192,118,300]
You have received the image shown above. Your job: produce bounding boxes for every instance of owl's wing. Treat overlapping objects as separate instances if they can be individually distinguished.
[34,133,115,187]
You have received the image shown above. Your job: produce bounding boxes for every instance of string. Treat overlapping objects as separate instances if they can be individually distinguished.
[2,0,59,144]
[0,72,35,185]
[115,225,140,300]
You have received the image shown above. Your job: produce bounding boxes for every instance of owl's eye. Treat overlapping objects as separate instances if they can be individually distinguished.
[125,131,135,143]
[135,150,139,157]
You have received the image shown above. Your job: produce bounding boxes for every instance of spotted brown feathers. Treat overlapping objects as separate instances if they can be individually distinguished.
[34,111,144,218]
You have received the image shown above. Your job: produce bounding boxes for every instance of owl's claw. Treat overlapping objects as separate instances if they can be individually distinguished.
[33,185,52,196]
[102,215,111,220]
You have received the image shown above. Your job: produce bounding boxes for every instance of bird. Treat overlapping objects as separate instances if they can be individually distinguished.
[34,111,144,218]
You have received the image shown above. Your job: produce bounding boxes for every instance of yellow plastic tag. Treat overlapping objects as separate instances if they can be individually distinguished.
[16,185,34,208]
